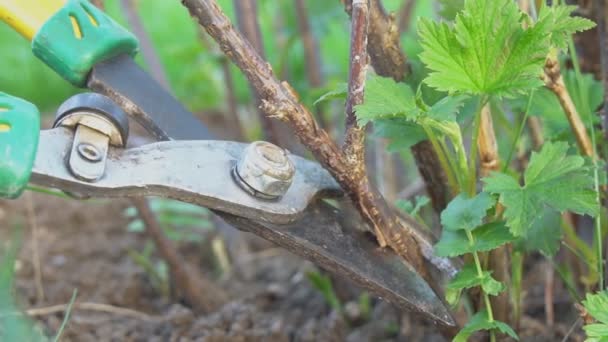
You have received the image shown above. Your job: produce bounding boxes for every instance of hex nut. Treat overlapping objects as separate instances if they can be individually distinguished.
[234,141,295,199]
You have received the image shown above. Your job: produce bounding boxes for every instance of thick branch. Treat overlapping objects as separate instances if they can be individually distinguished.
[343,0,450,212]
[344,0,370,169]
[544,58,594,157]
[131,198,227,313]
[181,0,429,279]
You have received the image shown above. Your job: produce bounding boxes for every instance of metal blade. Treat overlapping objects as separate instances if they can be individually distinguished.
[87,54,213,141]
[219,200,456,327]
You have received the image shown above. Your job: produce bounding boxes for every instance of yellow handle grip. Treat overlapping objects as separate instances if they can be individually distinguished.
[0,0,66,40]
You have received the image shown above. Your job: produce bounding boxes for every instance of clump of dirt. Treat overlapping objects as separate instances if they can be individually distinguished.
[0,194,586,341]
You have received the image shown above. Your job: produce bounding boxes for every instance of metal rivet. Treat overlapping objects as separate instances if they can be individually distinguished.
[77,143,102,162]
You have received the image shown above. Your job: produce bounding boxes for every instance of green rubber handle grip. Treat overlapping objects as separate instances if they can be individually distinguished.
[32,0,139,87]
[0,93,40,199]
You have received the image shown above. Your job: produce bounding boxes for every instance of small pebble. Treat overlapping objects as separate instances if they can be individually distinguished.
[344,302,362,322]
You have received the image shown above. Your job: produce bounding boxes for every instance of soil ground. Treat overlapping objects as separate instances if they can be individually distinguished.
[0,193,587,341]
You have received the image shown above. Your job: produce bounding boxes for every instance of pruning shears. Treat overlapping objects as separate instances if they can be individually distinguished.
[0,0,457,327]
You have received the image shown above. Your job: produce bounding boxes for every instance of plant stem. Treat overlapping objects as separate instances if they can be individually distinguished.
[466,230,496,341]
[567,36,604,289]
[511,251,523,329]
[503,91,535,172]
[468,97,486,194]
[422,125,459,194]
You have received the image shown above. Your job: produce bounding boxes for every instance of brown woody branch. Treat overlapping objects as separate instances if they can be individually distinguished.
[343,0,450,212]
[180,0,428,278]
[543,58,594,157]
[131,198,227,313]
[344,0,370,170]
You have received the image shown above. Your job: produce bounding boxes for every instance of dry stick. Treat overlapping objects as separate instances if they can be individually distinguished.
[131,198,227,313]
[119,0,171,90]
[180,0,431,283]
[596,0,608,283]
[196,30,245,140]
[294,0,331,132]
[543,58,594,157]
[116,1,227,313]
[25,193,44,304]
[527,116,545,150]
[233,0,280,144]
[345,0,450,213]
[25,302,162,322]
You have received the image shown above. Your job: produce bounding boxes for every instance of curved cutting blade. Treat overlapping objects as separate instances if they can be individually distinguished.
[219,200,456,327]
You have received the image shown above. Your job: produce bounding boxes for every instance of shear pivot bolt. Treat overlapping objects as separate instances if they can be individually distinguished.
[234,141,295,200]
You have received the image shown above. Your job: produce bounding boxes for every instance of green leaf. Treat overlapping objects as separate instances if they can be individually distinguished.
[515,208,562,256]
[434,222,516,257]
[355,76,417,125]
[418,0,550,97]
[306,271,341,311]
[583,291,608,324]
[447,263,483,290]
[484,142,598,237]
[481,275,505,296]
[440,192,495,232]
[583,324,608,341]
[313,83,347,106]
[454,310,519,342]
[374,118,427,151]
[446,263,505,296]
[427,94,469,121]
[538,4,596,50]
[396,195,430,216]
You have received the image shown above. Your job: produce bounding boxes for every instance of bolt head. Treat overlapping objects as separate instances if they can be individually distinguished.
[235,141,295,199]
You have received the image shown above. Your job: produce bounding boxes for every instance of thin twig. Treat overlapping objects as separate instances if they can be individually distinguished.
[543,58,594,157]
[25,193,44,304]
[23,302,161,322]
[120,0,171,90]
[527,116,545,150]
[181,0,433,285]
[294,0,330,131]
[545,260,555,327]
[397,0,416,34]
[131,198,227,313]
[233,0,280,144]
[595,0,608,284]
